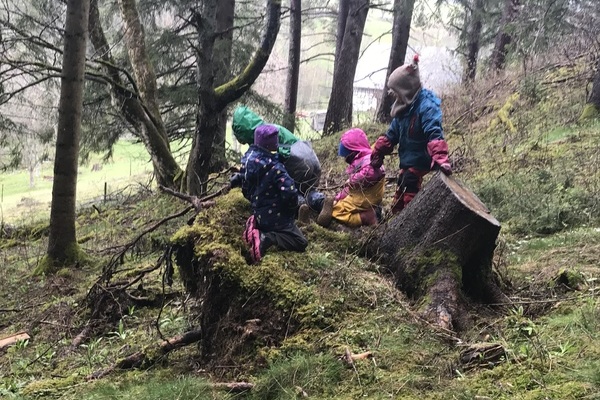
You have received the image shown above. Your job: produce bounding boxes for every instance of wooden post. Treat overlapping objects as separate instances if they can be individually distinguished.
[104,182,107,203]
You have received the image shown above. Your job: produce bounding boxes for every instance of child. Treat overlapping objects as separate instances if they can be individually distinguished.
[231,106,324,214]
[370,55,452,214]
[317,128,385,228]
[240,124,308,263]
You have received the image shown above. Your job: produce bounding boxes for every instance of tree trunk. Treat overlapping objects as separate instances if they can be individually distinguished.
[45,0,90,269]
[373,173,503,331]
[375,0,416,124]
[209,0,235,172]
[186,0,281,195]
[463,0,484,83]
[323,0,370,136]
[283,0,302,132]
[115,0,182,188]
[580,63,600,121]
[334,0,350,66]
[490,0,520,73]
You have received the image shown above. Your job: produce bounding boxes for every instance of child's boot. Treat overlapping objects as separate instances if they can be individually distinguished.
[316,197,334,227]
[359,209,378,226]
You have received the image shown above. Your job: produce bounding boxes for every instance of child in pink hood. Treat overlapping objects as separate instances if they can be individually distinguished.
[317,128,385,227]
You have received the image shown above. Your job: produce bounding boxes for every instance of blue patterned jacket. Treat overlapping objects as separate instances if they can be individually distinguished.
[241,145,298,230]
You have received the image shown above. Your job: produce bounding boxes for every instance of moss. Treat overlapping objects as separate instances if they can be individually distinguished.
[22,374,79,396]
[34,243,90,275]
[405,250,461,295]
[579,103,600,122]
[488,93,520,134]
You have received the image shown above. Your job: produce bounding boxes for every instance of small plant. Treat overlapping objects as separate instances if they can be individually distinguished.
[14,339,29,350]
[80,337,107,369]
[109,319,130,341]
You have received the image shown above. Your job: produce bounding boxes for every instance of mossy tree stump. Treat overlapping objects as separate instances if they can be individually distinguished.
[374,172,503,331]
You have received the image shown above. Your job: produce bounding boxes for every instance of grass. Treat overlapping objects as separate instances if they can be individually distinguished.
[0,140,153,225]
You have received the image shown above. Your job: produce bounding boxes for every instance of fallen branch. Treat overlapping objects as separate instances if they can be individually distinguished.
[0,332,30,349]
[87,328,203,380]
[159,329,202,353]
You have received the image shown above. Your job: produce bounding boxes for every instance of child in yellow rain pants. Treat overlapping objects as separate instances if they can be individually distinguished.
[317,128,385,228]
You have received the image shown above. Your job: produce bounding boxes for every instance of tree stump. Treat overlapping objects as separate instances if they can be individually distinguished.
[374,172,503,331]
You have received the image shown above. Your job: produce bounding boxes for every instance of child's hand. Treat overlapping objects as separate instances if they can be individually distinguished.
[229,173,243,188]
[439,163,452,175]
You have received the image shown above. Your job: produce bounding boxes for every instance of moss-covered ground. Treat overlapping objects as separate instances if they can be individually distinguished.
[1,59,600,399]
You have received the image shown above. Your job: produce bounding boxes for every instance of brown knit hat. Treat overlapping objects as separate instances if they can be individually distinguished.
[387,54,422,117]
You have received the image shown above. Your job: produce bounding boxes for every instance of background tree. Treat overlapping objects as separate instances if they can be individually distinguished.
[209,0,235,172]
[489,0,520,73]
[115,0,183,188]
[185,0,281,195]
[283,0,302,132]
[376,0,416,123]
[463,0,485,83]
[323,0,370,136]
[42,0,90,272]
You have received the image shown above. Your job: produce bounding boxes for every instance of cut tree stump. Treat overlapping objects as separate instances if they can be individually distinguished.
[373,172,504,331]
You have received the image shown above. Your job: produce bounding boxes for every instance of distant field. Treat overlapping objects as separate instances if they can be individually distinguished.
[0,140,153,225]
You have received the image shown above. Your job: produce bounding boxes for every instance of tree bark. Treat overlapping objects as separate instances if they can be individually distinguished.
[375,0,416,124]
[323,0,370,136]
[209,0,235,172]
[186,0,281,195]
[580,63,600,121]
[373,173,503,331]
[46,0,90,267]
[490,0,520,73]
[463,0,484,83]
[283,0,302,132]
[90,0,182,188]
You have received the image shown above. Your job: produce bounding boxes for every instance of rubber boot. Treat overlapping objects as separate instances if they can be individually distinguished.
[359,209,378,226]
[316,197,334,227]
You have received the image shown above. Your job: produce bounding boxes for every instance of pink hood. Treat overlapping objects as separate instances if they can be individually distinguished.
[341,128,373,161]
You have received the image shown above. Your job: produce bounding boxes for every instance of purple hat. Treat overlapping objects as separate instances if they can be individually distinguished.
[254,124,279,152]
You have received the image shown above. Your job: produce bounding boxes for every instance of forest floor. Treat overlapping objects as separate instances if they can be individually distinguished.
[1,60,600,399]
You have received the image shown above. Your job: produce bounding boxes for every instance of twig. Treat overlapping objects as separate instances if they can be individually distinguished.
[159,184,231,212]
[487,294,591,306]
[99,205,193,284]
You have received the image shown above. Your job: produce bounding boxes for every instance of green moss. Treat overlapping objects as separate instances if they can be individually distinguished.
[579,103,600,121]
[489,93,520,133]
[34,243,90,275]
[22,374,79,396]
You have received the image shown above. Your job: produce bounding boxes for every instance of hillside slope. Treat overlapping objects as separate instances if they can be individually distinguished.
[1,59,600,400]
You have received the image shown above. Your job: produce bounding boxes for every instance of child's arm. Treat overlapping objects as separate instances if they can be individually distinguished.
[371,120,400,168]
[421,103,451,175]
[275,167,299,208]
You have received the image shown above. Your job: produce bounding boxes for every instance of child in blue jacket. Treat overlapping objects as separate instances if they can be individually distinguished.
[240,124,308,263]
[371,55,452,213]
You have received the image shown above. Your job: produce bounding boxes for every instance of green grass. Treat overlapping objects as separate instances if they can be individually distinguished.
[0,140,153,225]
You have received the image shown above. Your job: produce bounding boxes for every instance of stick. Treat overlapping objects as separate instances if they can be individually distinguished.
[0,332,30,349]
[159,184,231,212]
[87,328,203,380]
